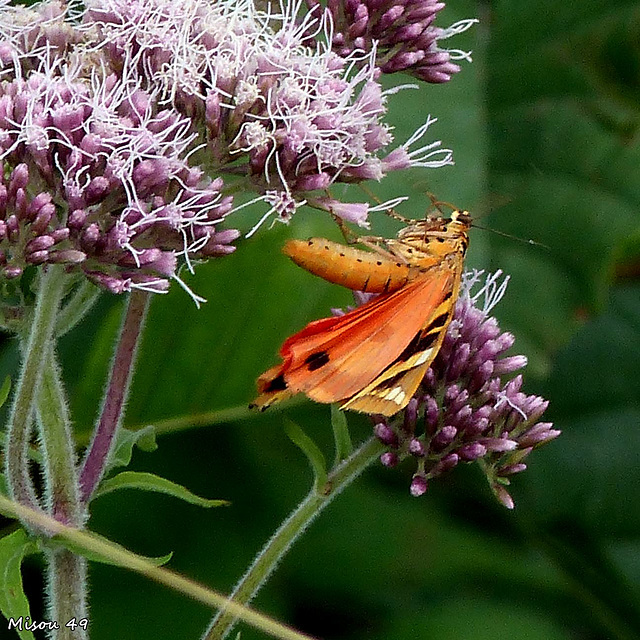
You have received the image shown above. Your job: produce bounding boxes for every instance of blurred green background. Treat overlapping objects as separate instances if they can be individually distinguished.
[5,0,640,638]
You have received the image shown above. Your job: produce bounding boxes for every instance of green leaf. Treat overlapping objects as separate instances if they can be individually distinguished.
[49,532,172,568]
[330,405,352,463]
[0,528,37,640]
[283,418,327,493]
[106,425,157,473]
[94,471,229,508]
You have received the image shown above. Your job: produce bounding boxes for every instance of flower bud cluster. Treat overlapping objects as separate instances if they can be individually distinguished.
[375,271,560,508]
[306,0,477,83]
[0,6,238,300]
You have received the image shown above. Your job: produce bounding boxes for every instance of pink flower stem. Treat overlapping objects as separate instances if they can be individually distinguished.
[79,290,151,502]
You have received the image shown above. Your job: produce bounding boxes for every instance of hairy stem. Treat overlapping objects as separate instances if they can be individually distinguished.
[46,549,88,640]
[202,436,385,640]
[36,347,87,639]
[5,265,68,510]
[79,290,150,502]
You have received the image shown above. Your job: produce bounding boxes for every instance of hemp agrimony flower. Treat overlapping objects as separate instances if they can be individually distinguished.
[374,271,559,508]
[0,9,238,307]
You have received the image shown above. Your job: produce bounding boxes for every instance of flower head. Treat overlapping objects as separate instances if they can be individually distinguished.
[374,271,559,508]
[0,49,237,305]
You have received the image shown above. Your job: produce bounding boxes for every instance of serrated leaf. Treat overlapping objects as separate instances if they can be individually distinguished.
[283,418,327,493]
[49,532,172,568]
[106,425,157,473]
[0,528,37,640]
[94,471,229,508]
[330,405,352,463]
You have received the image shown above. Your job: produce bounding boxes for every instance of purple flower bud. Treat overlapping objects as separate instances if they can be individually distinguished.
[457,443,487,461]
[294,173,332,192]
[403,398,418,432]
[85,177,111,205]
[465,415,488,437]
[0,184,7,219]
[3,266,22,279]
[497,463,527,476]
[51,228,69,243]
[424,395,439,434]
[6,215,19,242]
[479,438,518,453]
[446,342,471,381]
[517,423,560,448]
[381,51,425,74]
[315,197,370,227]
[378,5,404,32]
[31,204,56,236]
[408,438,425,457]
[432,425,457,449]
[14,189,28,220]
[374,422,397,446]
[451,405,472,429]
[410,475,428,497]
[430,453,459,477]
[380,452,398,468]
[48,250,86,264]
[85,271,130,295]
[67,209,87,229]
[26,250,49,264]
[415,62,461,84]
[470,360,494,393]
[8,164,29,198]
[26,235,55,253]
[493,485,515,510]
[81,224,101,250]
[493,355,527,375]
[475,339,502,363]
[26,192,53,218]
[446,387,469,415]
[520,397,549,423]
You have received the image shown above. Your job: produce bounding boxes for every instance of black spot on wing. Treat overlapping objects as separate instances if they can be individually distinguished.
[265,374,287,392]
[305,351,330,371]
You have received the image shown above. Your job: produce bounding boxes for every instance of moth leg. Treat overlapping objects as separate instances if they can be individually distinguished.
[355,236,411,264]
[332,214,361,245]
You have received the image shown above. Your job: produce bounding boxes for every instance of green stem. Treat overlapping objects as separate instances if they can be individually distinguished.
[37,347,84,524]
[202,436,385,640]
[4,265,68,510]
[0,495,316,640]
[36,347,87,639]
[46,549,87,640]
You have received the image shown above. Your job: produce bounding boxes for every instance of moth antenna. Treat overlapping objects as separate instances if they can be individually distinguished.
[472,223,549,250]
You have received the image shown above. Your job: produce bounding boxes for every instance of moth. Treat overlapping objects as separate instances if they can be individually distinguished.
[252,210,471,416]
